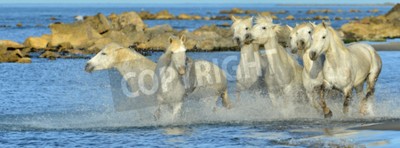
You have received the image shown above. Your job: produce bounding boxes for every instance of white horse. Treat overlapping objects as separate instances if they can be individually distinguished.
[308,22,382,117]
[248,15,305,107]
[154,35,231,120]
[231,16,267,101]
[85,43,157,111]
[288,22,323,112]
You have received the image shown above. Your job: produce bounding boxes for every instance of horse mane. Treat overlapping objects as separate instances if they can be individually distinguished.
[255,15,272,25]
[231,16,252,29]
[326,26,347,51]
[293,22,314,32]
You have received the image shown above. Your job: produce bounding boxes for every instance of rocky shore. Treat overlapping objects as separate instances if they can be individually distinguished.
[341,4,400,41]
[0,4,399,63]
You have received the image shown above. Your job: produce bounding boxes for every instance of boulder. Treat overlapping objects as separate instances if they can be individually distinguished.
[177,14,192,20]
[138,11,156,20]
[385,4,400,22]
[17,57,31,63]
[40,51,60,60]
[220,8,245,14]
[155,10,175,20]
[87,37,114,53]
[0,40,24,49]
[368,9,380,13]
[49,22,102,49]
[84,13,111,34]
[349,9,361,13]
[102,30,134,47]
[110,12,145,31]
[16,23,23,27]
[0,48,25,63]
[259,12,278,20]
[285,15,295,20]
[23,37,48,49]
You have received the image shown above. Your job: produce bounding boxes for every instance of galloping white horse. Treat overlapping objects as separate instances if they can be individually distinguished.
[85,43,157,111]
[154,35,231,120]
[248,15,304,106]
[231,16,267,101]
[288,22,323,112]
[308,22,382,117]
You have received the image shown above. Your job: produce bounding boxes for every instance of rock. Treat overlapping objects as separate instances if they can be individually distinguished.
[145,24,174,34]
[194,24,232,38]
[368,9,380,13]
[220,8,245,14]
[334,17,343,20]
[137,32,174,50]
[50,17,58,20]
[306,10,316,14]
[285,15,295,20]
[110,12,145,31]
[16,23,23,27]
[102,30,133,47]
[177,14,201,20]
[245,10,258,14]
[49,22,102,49]
[40,51,60,60]
[138,11,156,20]
[0,40,24,49]
[210,16,231,20]
[259,12,278,20]
[23,37,48,49]
[84,13,111,34]
[337,9,343,13]
[276,10,288,14]
[17,57,31,63]
[155,10,174,20]
[349,9,361,13]
[196,39,215,50]
[385,4,400,22]
[87,37,113,53]
[341,4,400,41]
[0,48,25,63]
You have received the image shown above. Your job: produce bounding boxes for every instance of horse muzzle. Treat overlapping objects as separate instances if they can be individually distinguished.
[309,51,317,61]
[178,66,186,75]
[85,63,95,73]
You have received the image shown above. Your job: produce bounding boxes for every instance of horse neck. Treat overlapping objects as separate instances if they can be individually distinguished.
[114,51,146,80]
[240,44,260,59]
[263,36,289,62]
[325,31,349,68]
[303,50,323,74]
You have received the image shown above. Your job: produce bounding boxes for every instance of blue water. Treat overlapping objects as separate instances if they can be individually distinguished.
[1,4,400,147]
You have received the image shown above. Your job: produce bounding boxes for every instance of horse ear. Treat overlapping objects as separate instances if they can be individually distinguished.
[231,15,238,22]
[322,21,331,28]
[180,35,186,43]
[310,21,316,27]
[286,25,293,32]
[247,16,254,22]
[272,25,281,33]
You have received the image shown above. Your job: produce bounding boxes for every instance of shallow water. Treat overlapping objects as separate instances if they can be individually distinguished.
[0,51,399,147]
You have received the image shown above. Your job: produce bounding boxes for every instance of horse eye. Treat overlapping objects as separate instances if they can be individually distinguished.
[101,52,107,55]
[322,36,326,39]
[245,27,249,30]
[262,27,266,30]
[289,37,292,39]
[308,31,312,34]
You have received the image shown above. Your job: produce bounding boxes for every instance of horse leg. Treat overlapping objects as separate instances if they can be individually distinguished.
[362,74,379,116]
[307,89,322,113]
[236,91,241,102]
[171,102,183,120]
[355,84,368,116]
[221,89,232,109]
[343,86,353,115]
[319,87,332,118]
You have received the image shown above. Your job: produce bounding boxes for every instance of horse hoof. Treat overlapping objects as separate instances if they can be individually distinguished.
[324,110,333,119]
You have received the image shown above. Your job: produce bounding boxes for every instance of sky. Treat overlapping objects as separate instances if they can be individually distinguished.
[0,0,398,4]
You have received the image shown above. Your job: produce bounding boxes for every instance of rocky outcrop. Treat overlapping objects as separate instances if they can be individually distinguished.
[109,12,145,31]
[0,40,24,49]
[155,10,175,20]
[0,46,31,63]
[49,22,102,49]
[83,13,111,34]
[341,4,400,41]
[23,37,48,50]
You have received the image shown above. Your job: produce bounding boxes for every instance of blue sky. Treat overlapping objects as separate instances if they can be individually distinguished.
[0,0,398,4]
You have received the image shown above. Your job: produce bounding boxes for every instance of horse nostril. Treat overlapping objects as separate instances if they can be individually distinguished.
[85,63,94,73]
[309,51,316,60]
[300,40,305,45]
[245,34,250,39]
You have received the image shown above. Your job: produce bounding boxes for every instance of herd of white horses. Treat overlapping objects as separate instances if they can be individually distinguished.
[85,15,382,120]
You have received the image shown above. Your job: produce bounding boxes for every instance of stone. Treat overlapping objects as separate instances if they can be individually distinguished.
[24,37,48,49]
[110,12,145,31]
[84,13,111,34]
[49,22,102,49]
